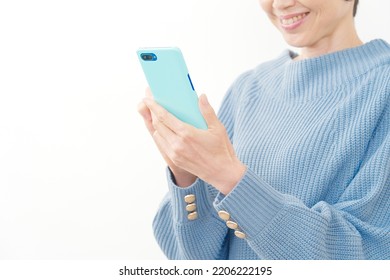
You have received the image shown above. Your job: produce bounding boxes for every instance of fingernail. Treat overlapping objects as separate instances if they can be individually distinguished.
[201,94,209,106]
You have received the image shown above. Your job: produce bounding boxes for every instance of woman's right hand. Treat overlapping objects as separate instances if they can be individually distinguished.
[137,88,197,187]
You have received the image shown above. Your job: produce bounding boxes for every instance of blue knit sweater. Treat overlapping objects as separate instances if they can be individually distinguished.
[153,39,390,260]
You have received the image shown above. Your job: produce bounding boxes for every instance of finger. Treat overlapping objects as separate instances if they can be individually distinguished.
[137,101,152,121]
[137,101,155,135]
[152,129,178,165]
[150,110,177,145]
[198,94,219,128]
[151,130,175,166]
[143,116,155,136]
[143,97,191,134]
[152,127,192,172]
[145,87,153,98]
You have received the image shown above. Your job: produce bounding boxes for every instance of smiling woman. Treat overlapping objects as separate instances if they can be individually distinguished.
[259,0,363,59]
[138,0,390,260]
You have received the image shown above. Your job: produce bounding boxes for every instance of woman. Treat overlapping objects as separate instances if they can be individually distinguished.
[138,0,390,259]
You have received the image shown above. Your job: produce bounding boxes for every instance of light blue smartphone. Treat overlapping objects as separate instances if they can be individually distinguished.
[136,47,207,130]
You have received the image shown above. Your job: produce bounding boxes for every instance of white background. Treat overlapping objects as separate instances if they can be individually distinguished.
[0,0,389,260]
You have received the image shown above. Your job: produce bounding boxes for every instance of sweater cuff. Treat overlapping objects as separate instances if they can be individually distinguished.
[213,167,286,239]
[166,167,215,223]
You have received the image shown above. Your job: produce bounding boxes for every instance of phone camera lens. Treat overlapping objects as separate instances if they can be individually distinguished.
[141,53,157,61]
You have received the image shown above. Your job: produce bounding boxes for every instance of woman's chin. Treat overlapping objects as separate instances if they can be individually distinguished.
[282,34,310,49]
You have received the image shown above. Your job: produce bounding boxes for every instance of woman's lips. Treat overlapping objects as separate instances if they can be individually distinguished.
[280,12,310,30]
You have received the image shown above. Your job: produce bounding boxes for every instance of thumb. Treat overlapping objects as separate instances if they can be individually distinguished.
[199,94,219,127]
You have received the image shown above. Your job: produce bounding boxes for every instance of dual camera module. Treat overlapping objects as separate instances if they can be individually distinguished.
[141,53,157,61]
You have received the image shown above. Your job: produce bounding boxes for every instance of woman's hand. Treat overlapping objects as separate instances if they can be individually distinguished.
[137,88,197,187]
[141,91,246,195]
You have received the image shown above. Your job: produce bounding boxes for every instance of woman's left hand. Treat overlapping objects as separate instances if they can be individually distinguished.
[142,94,246,195]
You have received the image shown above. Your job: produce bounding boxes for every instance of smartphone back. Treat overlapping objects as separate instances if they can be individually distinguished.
[137,47,207,130]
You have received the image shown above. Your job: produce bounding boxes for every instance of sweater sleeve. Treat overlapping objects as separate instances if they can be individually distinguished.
[213,103,390,260]
[152,168,229,259]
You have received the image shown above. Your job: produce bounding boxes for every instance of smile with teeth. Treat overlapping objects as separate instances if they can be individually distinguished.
[281,13,308,25]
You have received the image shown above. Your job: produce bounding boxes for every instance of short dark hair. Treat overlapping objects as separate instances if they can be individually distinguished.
[348,0,359,17]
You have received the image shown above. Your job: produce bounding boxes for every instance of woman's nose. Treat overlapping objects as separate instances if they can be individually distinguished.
[272,0,296,10]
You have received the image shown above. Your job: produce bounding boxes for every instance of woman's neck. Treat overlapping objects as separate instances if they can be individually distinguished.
[295,25,363,61]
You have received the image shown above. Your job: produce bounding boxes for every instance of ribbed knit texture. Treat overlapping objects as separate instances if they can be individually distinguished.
[152,39,390,259]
